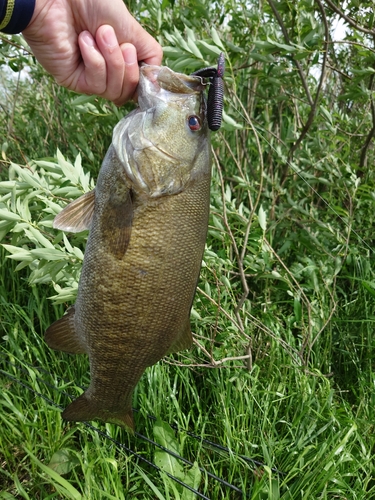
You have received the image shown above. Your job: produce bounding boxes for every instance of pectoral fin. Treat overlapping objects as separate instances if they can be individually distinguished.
[54,190,95,233]
[45,307,86,354]
[101,190,133,259]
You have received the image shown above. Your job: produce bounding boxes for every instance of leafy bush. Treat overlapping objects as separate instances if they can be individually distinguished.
[2,0,375,498]
[0,152,92,304]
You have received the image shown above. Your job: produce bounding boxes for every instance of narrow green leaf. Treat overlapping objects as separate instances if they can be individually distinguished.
[27,225,55,249]
[0,494,17,500]
[30,248,68,260]
[70,95,97,106]
[137,467,166,500]
[198,40,222,57]
[0,209,21,221]
[185,26,196,42]
[63,233,74,254]
[211,27,225,50]
[294,298,302,322]
[10,163,43,189]
[258,206,267,231]
[222,111,243,130]
[163,46,183,58]
[249,51,275,63]
[362,281,375,297]
[173,28,192,54]
[186,36,203,59]
[352,67,375,75]
[56,150,80,186]
[320,106,333,125]
[173,57,201,72]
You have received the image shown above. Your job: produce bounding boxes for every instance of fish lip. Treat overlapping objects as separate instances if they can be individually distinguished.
[140,64,206,94]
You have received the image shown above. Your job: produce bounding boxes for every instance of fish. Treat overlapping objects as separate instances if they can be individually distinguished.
[45,64,212,431]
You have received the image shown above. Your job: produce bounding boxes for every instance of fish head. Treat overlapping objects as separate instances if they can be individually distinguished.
[113,65,211,197]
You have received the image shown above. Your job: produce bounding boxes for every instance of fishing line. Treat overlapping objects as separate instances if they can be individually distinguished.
[134,431,245,495]
[84,423,214,500]
[0,352,284,478]
[0,360,212,500]
[0,368,65,410]
[0,365,212,499]
[137,409,286,476]
[225,96,374,256]
[0,352,273,497]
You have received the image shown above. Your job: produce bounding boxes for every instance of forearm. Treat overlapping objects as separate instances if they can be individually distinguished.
[0,0,35,33]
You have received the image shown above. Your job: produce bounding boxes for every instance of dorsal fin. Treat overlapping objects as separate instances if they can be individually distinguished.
[54,190,95,233]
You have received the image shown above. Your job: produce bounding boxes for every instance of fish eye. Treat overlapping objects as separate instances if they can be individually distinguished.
[188,115,201,131]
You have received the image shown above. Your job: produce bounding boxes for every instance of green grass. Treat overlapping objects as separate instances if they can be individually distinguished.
[1,244,375,498]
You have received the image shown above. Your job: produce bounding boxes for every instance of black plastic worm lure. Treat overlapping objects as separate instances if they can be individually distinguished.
[192,52,225,131]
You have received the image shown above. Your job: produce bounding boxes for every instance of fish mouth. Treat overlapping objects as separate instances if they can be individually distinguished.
[140,64,206,96]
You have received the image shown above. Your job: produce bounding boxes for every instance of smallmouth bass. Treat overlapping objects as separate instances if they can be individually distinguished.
[45,64,212,430]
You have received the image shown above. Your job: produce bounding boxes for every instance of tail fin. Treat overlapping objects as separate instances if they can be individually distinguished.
[62,393,134,432]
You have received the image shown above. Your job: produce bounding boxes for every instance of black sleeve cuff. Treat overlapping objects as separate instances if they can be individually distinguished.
[0,0,36,34]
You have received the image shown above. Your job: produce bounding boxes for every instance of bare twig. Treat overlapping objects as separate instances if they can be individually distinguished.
[212,152,248,337]
[226,91,265,332]
[325,63,351,80]
[304,183,353,362]
[263,236,312,362]
[288,0,329,160]
[193,338,252,367]
[359,70,375,173]
[196,281,302,367]
[231,92,265,252]
[324,0,375,36]
[246,311,301,364]
[0,34,33,53]
[327,39,375,55]
[196,286,246,337]
[267,0,313,107]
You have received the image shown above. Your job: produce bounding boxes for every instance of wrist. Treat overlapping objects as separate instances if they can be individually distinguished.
[0,0,36,33]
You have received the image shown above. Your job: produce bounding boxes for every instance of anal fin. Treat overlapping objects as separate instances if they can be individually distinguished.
[45,306,86,354]
[167,316,193,354]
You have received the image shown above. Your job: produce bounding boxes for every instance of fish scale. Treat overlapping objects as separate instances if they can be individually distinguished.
[45,65,212,430]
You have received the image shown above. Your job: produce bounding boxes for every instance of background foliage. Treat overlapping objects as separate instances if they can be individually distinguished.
[1,0,375,498]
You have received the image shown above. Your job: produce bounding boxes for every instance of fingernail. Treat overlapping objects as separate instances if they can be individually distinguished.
[122,44,137,66]
[81,30,95,47]
[102,26,117,48]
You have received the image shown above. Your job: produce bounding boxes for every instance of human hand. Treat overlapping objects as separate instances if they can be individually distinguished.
[22,0,163,105]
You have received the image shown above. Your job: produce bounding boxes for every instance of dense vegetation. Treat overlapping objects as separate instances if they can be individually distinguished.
[1,0,375,498]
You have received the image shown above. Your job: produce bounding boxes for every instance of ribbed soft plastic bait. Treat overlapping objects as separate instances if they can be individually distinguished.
[192,53,225,131]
